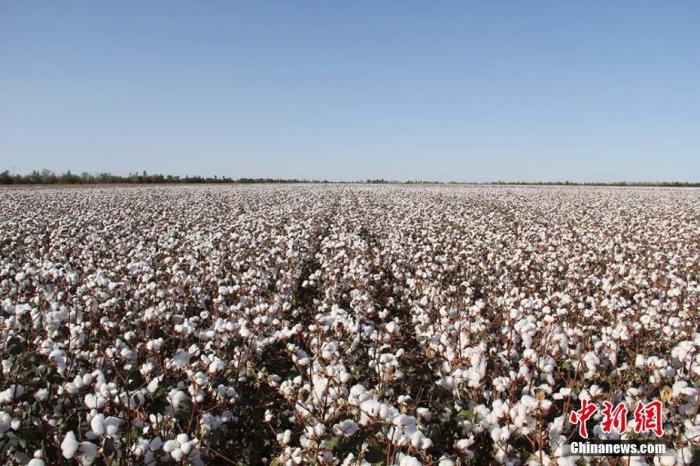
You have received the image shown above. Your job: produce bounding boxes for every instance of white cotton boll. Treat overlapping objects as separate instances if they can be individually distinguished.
[65,383,79,395]
[84,393,106,409]
[416,407,432,422]
[208,358,226,374]
[79,441,98,465]
[348,384,369,406]
[540,400,552,413]
[180,441,192,454]
[552,387,571,401]
[438,457,455,466]
[684,419,700,441]
[90,414,105,436]
[27,460,45,466]
[61,431,79,459]
[34,388,49,401]
[0,384,24,403]
[672,380,697,399]
[393,414,415,427]
[493,377,509,393]
[168,351,191,370]
[577,389,590,401]
[671,341,695,363]
[0,412,11,433]
[655,451,678,466]
[335,419,359,437]
[438,376,456,391]
[409,431,429,449]
[582,351,599,376]
[680,447,695,465]
[49,350,67,374]
[168,389,189,409]
[379,404,393,421]
[140,362,154,376]
[313,423,326,438]
[397,453,422,466]
[277,429,292,445]
[692,364,700,377]
[1,359,11,374]
[162,439,179,453]
[147,377,160,394]
[523,348,538,363]
[455,437,475,452]
[103,416,121,436]
[176,433,189,445]
[170,448,184,461]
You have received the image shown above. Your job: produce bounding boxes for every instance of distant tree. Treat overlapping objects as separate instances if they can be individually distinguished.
[0,170,11,184]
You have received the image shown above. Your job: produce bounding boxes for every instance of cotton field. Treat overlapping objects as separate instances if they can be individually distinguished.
[0,185,698,466]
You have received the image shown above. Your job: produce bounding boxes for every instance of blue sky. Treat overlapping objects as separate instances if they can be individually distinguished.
[1,1,698,182]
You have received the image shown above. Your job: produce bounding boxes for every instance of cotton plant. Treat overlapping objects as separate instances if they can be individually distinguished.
[0,185,698,464]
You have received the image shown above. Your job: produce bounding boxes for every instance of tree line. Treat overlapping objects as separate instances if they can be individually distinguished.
[0,170,330,185]
[0,169,697,186]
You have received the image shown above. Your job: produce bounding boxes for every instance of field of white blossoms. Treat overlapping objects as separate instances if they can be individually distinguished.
[0,184,698,466]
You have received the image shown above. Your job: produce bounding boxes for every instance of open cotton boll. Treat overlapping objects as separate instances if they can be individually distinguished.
[84,393,107,409]
[78,442,98,465]
[0,412,12,433]
[167,351,191,370]
[48,350,67,374]
[0,384,24,403]
[170,448,183,462]
[90,414,105,436]
[34,388,49,402]
[89,415,121,437]
[147,377,160,394]
[168,389,189,410]
[277,429,292,445]
[162,440,179,453]
[61,431,79,459]
[396,453,422,466]
[526,451,551,465]
[161,433,198,462]
[416,407,432,422]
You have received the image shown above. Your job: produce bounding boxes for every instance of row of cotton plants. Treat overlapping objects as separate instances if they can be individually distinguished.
[0,185,698,465]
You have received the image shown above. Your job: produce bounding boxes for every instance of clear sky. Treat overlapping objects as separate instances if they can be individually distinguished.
[1,1,698,182]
